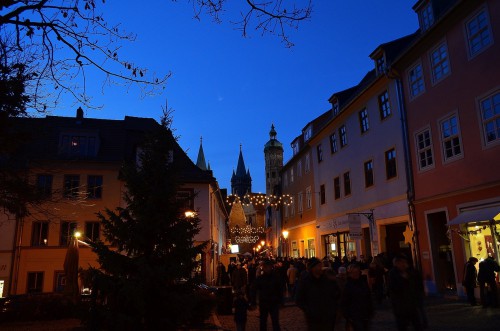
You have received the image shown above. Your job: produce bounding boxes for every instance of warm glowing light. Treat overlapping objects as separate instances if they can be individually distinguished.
[282,230,289,239]
[74,231,82,238]
[185,211,195,218]
[261,240,265,246]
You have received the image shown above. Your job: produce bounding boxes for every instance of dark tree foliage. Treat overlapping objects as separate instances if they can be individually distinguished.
[83,113,211,330]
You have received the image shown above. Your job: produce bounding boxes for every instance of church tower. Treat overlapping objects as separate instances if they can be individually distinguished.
[196,137,208,170]
[231,145,252,197]
[264,124,283,196]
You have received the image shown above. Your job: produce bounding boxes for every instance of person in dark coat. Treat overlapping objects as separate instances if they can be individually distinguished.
[462,257,478,306]
[296,257,340,330]
[234,290,249,331]
[340,263,373,331]
[232,263,248,293]
[216,262,227,286]
[478,256,500,308]
[388,255,425,331]
[250,259,283,331]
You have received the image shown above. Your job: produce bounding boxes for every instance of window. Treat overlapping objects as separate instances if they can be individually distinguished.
[307,239,316,258]
[378,91,391,120]
[60,134,98,157]
[332,100,340,116]
[334,177,341,200]
[176,189,194,211]
[297,160,302,177]
[419,2,434,31]
[27,272,43,293]
[283,172,288,188]
[31,221,48,246]
[466,8,492,57]
[359,108,369,133]
[408,63,425,98]
[329,133,338,154]
[305,153,311,173]
[36,174,53,198]
[320,184,326,205]
[306,187,312,209]
[385,148,397,179]
[86,222,100,242]
[54,271,66,293]
[292,142,299,156]
[290,168,294,183]
[298,192,303,213]
[87,175,103,199]
[60,221,77,246]
[480,91,500,144]
[284,204,289,218]
[343,172,351,196]
[364,160,374,188]
[416,129,434,170]
[290,199,295,217]
[63,175,80,198]
[317,144,323,163]
[440,115,462,160]
[376,56,386,75]
[304,126,312,141]
[339,125,347,148]
[430,43,450,82]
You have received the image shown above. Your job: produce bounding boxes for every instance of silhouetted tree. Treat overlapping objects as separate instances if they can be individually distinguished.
[83,112,211,330]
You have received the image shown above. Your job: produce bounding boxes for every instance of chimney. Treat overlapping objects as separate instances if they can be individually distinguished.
[76,107,84,120]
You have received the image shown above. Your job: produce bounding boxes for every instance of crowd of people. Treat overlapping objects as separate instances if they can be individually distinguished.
[215,252,431,331]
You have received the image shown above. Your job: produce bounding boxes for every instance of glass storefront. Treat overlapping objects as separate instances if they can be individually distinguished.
[465,222,500,262]
[324,232,356,260]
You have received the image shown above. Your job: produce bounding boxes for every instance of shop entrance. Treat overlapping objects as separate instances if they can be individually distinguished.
[427,211,456,292]
[385,223,412,264]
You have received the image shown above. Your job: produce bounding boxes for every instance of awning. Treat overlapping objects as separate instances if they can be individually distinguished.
[447,205,500,226]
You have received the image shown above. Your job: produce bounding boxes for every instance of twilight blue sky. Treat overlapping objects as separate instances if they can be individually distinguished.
[53,0,419,193]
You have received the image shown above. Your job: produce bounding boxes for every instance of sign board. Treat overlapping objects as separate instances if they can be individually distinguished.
[348,214,363,239]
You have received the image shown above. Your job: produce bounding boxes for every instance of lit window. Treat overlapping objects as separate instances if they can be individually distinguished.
[430,43,450,82]
[416,129,434,170]
[31,222,49,246]
[60,134,98,157]
[480,91,500,144]
[466,8,492,57]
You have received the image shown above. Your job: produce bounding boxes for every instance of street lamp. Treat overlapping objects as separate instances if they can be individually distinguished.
[261,240,265,247]
[282,230,289,257]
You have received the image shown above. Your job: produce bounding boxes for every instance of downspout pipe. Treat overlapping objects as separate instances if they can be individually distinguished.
[395,78,422,272]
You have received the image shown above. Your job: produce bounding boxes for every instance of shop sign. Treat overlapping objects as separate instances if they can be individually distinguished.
[348,214,362,239]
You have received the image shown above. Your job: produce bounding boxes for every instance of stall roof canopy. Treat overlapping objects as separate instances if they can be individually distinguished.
[448,205,500,226]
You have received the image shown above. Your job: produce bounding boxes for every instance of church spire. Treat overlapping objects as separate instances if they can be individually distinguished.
[235,144,247,177]
[196,136,207,170]
[231,144,252,197]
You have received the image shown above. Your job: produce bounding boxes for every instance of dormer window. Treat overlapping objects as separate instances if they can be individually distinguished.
[332,99,340,116]
[419,2,434,31]
[292,141,299,156]
[304,125,312,142]
[59,133,98,157]
[376,56,386,75]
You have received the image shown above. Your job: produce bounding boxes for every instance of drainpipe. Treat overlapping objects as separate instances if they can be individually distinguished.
[395,78,422,272]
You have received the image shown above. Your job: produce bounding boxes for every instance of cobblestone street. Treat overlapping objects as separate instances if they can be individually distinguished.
[215,297,500,331]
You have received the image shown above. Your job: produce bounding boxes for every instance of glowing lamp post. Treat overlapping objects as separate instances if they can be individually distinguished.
[282,230,289,257]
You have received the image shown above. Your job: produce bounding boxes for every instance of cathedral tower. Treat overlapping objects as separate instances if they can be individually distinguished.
[231,145,252,197]
[264,124,283,196]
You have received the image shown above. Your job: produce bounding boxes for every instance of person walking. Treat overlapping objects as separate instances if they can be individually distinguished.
[234,290,249,331]
[340,263,373,331]
[296,257,340,330]
[216,262,227,286]
[462,257,478,306]
[388,254,425,331]
[232,263,248,294]
[250,259,283,331]
[368,255,387,304]
[478,255,500,308]
[286,262,298,299]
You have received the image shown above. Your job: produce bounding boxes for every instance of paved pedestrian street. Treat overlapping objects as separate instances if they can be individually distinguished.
[214,297,500,331]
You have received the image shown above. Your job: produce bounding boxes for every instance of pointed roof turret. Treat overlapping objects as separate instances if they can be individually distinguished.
[231,144,252,197]
[196,136,207,170]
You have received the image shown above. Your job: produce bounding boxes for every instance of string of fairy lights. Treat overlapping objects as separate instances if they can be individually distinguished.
[226,193,294,207]
[448,225,500,242]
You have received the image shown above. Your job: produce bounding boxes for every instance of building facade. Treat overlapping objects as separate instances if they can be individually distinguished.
[0,110,228,296]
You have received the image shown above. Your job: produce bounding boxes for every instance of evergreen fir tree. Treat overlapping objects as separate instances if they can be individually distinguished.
[84,113,212,330]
